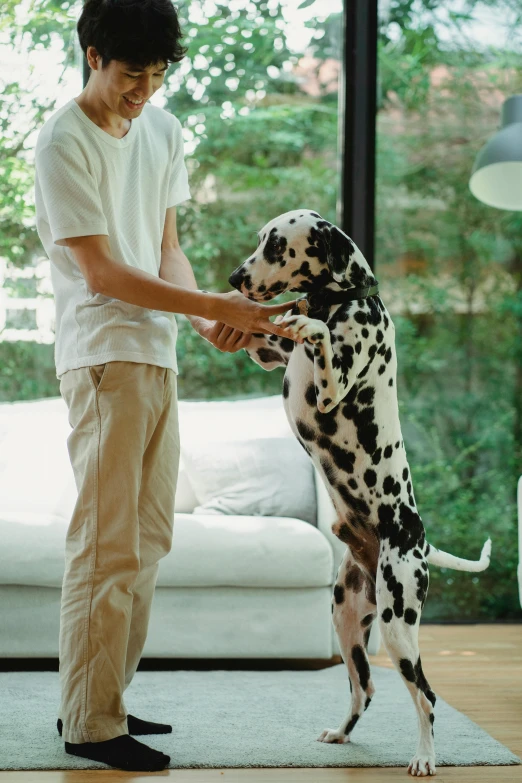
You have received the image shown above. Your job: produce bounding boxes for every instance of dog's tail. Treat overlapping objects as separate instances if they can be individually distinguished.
[425,538,492,572]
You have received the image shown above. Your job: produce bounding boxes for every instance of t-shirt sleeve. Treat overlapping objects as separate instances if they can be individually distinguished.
[35,141,109,247]
[167,118,191,208]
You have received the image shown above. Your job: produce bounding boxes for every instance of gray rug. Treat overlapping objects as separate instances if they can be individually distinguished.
[0,664,519,770]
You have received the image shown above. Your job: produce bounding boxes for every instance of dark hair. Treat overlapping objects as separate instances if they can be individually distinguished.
[77,0,188,72]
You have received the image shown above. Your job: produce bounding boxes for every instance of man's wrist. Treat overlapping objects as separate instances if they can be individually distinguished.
[197,289,219,321]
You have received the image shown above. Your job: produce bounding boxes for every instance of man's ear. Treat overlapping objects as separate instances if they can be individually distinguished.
[322,224,355,283]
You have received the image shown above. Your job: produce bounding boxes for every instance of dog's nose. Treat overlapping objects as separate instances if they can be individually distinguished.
[228,268,244,289]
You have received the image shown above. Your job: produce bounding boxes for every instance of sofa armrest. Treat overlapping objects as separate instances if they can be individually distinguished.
[313,463,381,656]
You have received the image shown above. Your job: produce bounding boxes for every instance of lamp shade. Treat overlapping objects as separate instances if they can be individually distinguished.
[469,94,522,211]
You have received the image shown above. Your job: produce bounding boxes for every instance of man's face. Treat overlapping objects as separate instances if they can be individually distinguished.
[89,47,168,116]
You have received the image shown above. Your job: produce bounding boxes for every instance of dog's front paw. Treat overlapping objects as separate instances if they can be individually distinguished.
[317,728,350,744]
[280,315,326,344]
[408,754,436,776]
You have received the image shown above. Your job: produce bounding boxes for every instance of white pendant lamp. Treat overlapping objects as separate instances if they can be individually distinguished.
[469,94,522,211]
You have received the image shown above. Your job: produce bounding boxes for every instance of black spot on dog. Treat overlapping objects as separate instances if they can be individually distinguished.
[352,644,370,690]
[414,568,429,606]
[320,457,336,484]
[361,613,375,628]
[333,584,345,604]
[345,564,364,593]
[337,485,370,516]
[372,447,382,465]
[305,382,316,406]
[365,575,377,605]
[296,418,315,442]
[382,476,394,494]
[283,375,290,398]
[414,656,436,706]
[330,444,356,474]
[364,469,377,488]
[258,348,283,364]
[315,409,338,437]
[358,386,375,406]
[404,608,418,625]
[317,435,331,450]
[381,607,393,623]
[400,658,415,682]
[377,503,425,559]
[344,714,359,736]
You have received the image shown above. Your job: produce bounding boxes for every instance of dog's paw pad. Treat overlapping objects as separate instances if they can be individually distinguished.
[408,755,436,776]
[317,728,349,744]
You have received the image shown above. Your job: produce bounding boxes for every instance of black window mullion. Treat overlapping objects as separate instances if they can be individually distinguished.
[337,0,378,272]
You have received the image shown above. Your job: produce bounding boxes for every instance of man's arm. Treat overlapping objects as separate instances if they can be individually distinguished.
[64,234,300,342]
[158,206,253,352]
[158,244,207,335]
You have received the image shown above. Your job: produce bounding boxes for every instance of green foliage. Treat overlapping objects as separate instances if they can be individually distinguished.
[1,0,521,622]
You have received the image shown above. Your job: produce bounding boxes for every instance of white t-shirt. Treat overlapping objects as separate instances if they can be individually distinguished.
[34,97,191,380]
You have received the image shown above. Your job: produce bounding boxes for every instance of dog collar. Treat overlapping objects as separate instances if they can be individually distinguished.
[296,284,380,316]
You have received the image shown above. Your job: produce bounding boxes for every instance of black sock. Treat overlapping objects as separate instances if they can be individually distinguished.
[127,714,172,734]
[57,714,172,737]
[65,734,170,772]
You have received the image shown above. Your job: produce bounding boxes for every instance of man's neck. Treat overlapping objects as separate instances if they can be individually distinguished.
[74,93,131,139]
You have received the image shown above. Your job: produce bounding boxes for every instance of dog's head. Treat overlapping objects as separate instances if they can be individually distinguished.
[228,209,376,301]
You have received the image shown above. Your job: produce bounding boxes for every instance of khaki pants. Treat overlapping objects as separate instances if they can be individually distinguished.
[57,361,180,743]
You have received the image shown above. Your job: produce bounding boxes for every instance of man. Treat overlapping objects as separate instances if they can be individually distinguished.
[34,0,300,771]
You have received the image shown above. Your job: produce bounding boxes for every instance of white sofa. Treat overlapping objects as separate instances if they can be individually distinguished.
[0,392,380,659]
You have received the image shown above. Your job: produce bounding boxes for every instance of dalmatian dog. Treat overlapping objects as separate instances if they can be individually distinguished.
[228,209,492,777]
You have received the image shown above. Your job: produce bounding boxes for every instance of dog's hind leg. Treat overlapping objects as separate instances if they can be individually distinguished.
[377,551,436,776]
[317,548,377,745]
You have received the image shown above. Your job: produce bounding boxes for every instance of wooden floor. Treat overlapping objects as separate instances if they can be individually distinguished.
[0,624,520,782]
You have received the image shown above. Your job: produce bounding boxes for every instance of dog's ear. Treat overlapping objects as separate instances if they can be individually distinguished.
[322,224,355,283]
[322,224,376,287]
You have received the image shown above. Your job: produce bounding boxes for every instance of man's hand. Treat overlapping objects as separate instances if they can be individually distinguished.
[209,289,304,342]
[196,318,253,353]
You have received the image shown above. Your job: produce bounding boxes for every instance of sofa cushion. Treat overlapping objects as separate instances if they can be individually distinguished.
[182,437,317,526]
[0,511,333,589]
[0,395,293,517]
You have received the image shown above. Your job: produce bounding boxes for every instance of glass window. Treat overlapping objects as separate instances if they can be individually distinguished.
[376,0,521,621]
[0,0,342,403]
